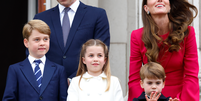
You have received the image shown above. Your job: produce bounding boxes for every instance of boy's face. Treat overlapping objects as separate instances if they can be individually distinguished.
[140,78,165,96]
[24,29,50,59]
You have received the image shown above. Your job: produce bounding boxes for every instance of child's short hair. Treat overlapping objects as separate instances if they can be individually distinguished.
[77,39,111,91]
[140,62,165,82]
[22,19,50,40]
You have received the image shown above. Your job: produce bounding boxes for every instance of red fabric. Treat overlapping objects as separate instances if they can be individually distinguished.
[128,26,199,101]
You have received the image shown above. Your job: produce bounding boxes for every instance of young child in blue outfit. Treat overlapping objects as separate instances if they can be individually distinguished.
[133,62,179,101]
[2,19,67,101]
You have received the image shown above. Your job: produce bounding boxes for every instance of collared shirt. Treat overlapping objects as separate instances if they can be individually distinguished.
[82,72,107,80]
[28,55,46,76]
[58,0,80,27]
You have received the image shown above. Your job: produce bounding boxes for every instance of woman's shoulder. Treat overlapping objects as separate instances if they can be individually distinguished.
[186,26,196,38]
[130,27,144,45]
[132,27,144,33]
[131,27,144,39]
[188,26,195,33]
[188,26,194,29]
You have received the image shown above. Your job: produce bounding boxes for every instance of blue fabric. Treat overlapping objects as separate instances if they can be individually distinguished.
[34,60,42,89]
[33,1,110,79]
[2,58,68,101]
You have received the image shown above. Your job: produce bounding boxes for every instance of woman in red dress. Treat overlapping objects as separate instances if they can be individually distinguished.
[128,0,199,101]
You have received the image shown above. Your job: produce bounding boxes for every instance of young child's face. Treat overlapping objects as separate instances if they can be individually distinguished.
[82,45,106,76]
[24,29,50,59]
[140,78,165,96]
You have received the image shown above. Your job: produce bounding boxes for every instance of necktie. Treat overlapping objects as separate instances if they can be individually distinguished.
[34,60,42,89]
[62,7,71,47]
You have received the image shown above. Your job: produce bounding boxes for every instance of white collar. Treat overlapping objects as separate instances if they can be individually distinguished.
[28,55,46,64]
[83,72,107,79]
[58,0,80,14]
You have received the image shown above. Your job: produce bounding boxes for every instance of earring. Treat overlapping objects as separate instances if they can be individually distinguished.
[147,11,150,15]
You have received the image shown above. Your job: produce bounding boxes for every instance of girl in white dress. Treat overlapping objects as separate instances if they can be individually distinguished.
[67,39,124,101]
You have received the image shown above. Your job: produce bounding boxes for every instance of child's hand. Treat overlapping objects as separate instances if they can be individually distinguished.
[145,92,161,101]
[168,97,179,101]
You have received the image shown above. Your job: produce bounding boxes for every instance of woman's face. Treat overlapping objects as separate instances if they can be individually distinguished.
[144,0,170,15]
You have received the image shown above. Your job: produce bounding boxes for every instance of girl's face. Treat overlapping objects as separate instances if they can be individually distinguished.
[82,45,106,76]
[140,78,165,96]
[144,0,170,15]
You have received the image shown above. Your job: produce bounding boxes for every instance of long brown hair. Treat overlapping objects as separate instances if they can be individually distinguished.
[76,39,111,91]
[142,0,198,62]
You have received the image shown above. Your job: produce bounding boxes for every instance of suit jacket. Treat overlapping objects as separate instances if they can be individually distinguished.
[67,72,124,101]
[133,92,170,101]
[33,1,110,78]
[128,26,199,101]
[2,58,67,101]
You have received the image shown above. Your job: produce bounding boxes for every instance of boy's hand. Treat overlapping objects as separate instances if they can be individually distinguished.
[145,92,161,101]
[168,97,179,101]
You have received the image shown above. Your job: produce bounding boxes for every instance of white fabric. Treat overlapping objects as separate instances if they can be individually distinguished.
[28,55,46,75]
[58,0,80,27]
[67,72,124,101]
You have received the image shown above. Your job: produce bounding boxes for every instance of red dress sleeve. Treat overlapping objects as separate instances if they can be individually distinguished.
[178,26,199,101]
[128,28,145,101]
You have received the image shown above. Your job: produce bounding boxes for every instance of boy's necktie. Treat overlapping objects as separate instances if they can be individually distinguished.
[62,7,71,47]
[34,60,42,89]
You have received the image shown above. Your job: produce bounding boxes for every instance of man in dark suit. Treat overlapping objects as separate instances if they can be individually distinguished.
[34,0,110,79]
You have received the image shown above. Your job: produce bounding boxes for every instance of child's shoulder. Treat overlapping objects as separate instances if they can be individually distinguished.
[110,75,121,83]
[6,60,27,74]
[70,75,82,85]
[111,75,119,79]
[9,60,25,68]
[71,75,81,81]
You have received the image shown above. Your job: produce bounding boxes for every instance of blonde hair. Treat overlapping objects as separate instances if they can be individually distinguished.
[22,19,50,40]
[140,62,165,82]
[77,39,111,91]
